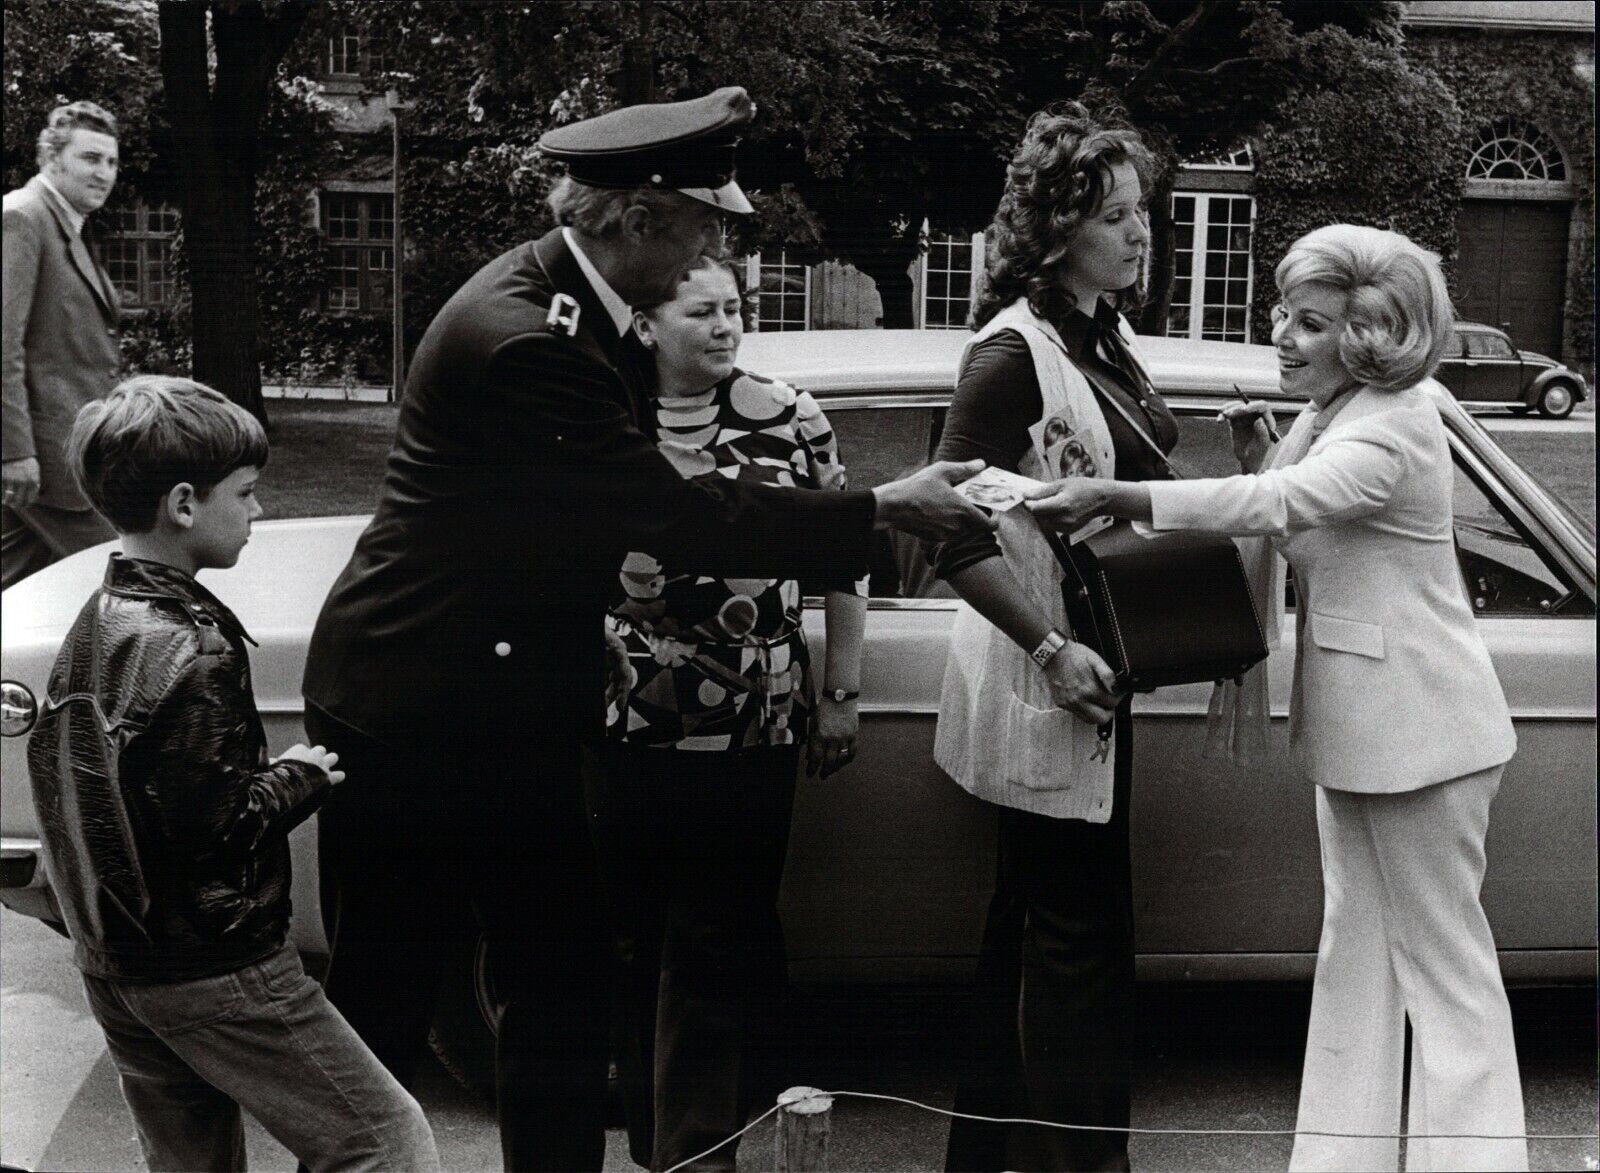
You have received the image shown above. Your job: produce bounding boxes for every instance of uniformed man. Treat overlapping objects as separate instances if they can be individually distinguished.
[301,87,990,1170]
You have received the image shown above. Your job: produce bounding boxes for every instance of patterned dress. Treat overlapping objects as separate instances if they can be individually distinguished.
[608,368,866,751]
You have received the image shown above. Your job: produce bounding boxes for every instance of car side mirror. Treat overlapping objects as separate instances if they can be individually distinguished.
[1,681,37,737]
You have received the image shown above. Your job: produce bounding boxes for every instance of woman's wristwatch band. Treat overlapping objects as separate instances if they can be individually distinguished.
[823,687,860,702]
[1030,628,1070,669]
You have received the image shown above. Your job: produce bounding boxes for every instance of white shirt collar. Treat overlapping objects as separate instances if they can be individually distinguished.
[562,227,633,337]
[36,174,86,235]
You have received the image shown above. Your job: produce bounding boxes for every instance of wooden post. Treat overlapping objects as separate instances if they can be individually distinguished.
[775,1086,833,1171]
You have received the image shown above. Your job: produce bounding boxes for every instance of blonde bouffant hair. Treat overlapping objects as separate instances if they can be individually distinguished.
[1275,224,1454,393]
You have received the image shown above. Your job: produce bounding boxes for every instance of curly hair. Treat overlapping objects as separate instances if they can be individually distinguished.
[972,102,1152,329]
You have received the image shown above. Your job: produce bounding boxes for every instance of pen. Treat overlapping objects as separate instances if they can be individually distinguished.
[1233,384,1282,443]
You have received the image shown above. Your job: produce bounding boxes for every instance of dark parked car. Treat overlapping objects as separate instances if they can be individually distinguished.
[1436,321,1589,419]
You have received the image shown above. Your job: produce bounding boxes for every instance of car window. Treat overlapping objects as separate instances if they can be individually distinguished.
[1172,407,1300,607]
[812,401,955,600]
[1464,333,1517,360]
[1452,462,1593,617]
[825,402,938,492]
[1446,330,1469,359]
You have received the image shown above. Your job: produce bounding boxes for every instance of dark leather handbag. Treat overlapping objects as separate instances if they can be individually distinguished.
[1045,520,1268,691]
[1038,345,1269,692]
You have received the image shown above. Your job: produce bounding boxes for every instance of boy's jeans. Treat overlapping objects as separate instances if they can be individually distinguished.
[81,943,440,1172]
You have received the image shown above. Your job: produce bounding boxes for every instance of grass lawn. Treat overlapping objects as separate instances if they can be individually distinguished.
[256,399,398,520]
[1489,425,1596,529]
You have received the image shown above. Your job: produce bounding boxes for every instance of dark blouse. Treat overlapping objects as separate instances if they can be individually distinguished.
[930,300,1179,580]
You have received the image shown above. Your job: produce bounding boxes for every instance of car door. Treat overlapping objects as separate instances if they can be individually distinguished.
[1459,330,1525,404]
[1435,328,1474,402]
[788,392,991,982]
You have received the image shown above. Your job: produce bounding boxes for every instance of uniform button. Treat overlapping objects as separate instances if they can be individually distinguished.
[494,641,511,657]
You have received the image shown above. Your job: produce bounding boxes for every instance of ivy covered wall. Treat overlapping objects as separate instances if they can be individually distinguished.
[1404,26,1595,375]
[1249,27,1468,346]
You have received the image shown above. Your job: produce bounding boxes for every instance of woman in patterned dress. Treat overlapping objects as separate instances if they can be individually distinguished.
[586,256,868,1172]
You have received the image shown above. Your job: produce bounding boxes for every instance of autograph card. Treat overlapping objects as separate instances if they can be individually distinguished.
[955,466,1048,512]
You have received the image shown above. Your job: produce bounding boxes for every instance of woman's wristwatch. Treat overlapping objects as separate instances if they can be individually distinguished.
[822,686,860,702]
[1030,628,1070,669]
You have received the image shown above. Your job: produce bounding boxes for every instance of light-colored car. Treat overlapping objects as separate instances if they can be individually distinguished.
[3,330,1594,1093]
[1436,321,1590,419]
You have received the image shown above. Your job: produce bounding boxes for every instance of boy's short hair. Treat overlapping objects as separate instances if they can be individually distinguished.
[69,376,269,533]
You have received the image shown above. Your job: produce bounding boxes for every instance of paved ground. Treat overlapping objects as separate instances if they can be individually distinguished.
[3,910,1595,1171]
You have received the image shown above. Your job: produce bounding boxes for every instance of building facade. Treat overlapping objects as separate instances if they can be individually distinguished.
[98,4,1594,382]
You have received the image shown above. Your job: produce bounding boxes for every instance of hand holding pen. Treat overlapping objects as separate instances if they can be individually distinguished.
[1218,384,1281,471]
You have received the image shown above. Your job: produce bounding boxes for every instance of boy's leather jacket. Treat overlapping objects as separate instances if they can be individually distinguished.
[27,555,330,982]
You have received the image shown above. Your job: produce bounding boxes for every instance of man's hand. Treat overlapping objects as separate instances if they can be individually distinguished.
[1218,401,1278,472]
[806,695,859,779]
[872,459,996,542]
[604,623,637,713]
[1,457,41,510]
[275,743,346,785]
[1023,476,1109,530]
[1043,641,1122,726]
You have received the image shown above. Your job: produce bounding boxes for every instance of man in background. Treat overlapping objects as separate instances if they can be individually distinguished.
[2,100,122,588]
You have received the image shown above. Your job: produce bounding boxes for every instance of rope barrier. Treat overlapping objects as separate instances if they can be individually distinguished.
[659,1087,1600,1173]
[822,1089,1600,1141]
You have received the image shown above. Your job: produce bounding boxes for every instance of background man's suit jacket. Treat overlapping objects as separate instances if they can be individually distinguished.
[2,175,121,509]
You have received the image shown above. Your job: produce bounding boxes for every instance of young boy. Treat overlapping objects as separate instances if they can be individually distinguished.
[26,376,439,1172]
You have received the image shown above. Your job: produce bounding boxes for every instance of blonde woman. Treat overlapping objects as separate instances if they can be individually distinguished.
[1028,224,1526,1172]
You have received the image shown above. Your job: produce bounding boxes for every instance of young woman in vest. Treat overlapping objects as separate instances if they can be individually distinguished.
[929,103,1175,1172]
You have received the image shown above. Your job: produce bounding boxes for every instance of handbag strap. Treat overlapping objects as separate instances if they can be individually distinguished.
[1037,327,1198,481]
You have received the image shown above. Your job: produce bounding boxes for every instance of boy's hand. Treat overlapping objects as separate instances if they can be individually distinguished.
[275,743,346,785]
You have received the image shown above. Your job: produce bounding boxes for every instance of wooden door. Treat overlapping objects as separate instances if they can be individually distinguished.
[1456,199,1569,356]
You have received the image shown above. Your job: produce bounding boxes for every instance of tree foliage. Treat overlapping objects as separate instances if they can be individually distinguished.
[1251,26,1466,342]
[2,0,161,194]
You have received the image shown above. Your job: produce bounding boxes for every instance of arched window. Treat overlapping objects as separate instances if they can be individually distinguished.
[1467,120,1567,182]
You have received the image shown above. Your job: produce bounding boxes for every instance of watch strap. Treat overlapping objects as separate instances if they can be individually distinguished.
[1030,628,1069,669]
[823,687,860,702]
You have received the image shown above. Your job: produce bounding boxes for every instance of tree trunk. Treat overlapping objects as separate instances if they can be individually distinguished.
[187,178,266,422]
[157,0,310,426]
[1137,157,1178,337]
[843,231,921,329]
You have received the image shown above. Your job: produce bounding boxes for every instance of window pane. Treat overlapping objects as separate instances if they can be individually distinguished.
[104,239,140,303]
[824,405,934,493]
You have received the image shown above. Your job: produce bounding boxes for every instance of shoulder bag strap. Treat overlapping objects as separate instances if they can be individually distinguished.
[1036,330,1200,481]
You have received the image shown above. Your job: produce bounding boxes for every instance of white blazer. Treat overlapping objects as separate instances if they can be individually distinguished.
[1146,385,1516,793]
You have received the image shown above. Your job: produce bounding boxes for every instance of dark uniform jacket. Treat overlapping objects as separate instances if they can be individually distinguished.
[303,229,876,744]
[28,555,330,982]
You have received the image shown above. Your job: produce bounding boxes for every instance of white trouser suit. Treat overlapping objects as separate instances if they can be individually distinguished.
[1147,385,1526,1172]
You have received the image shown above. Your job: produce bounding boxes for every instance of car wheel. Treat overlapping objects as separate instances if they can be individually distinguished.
[427,932,626,1122]
[1535,381,1577,420]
